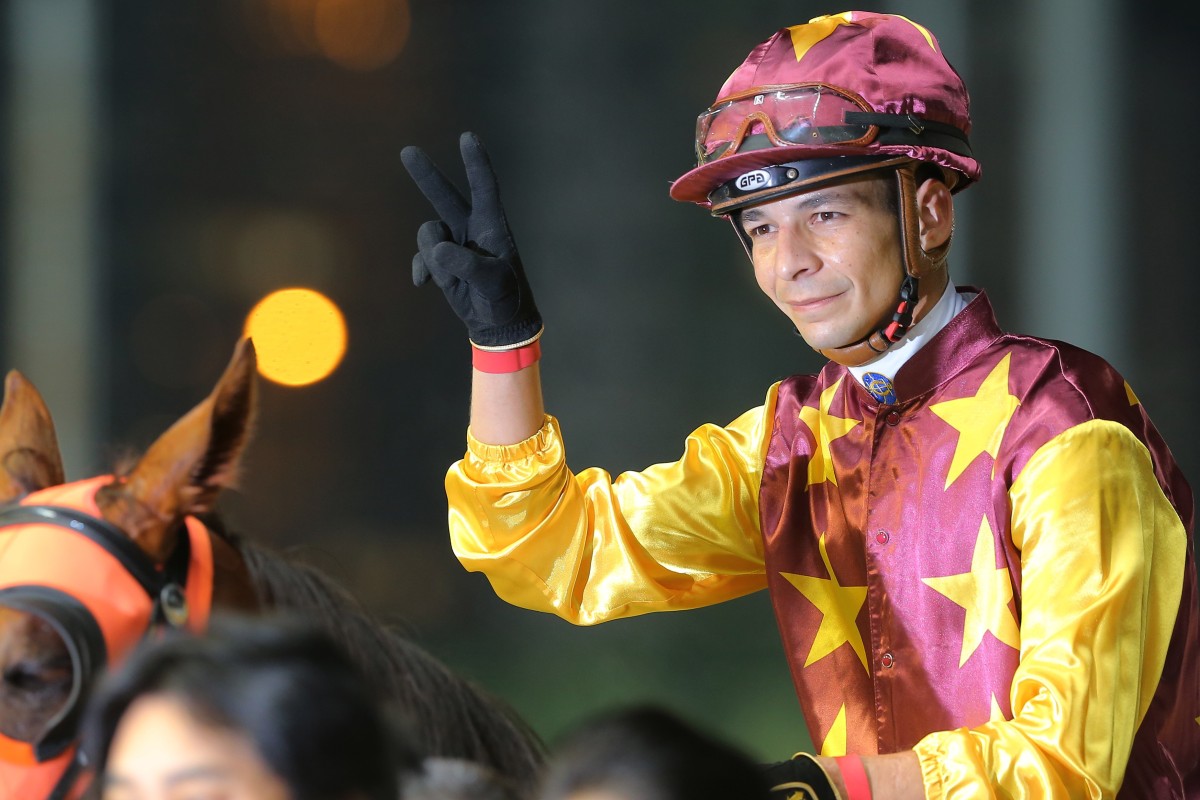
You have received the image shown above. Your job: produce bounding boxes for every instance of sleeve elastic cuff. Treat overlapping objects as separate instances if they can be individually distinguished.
[466,414,559,463]
[912,735,948,800]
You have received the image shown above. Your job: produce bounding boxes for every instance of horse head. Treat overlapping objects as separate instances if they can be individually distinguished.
[0,339,260,799]
[0,337,546,798]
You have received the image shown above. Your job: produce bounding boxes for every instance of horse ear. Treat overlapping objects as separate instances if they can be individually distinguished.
[97,339,258,562]
[0,371,66,502]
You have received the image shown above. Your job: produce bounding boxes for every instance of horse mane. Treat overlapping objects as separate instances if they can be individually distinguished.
[201,517,545,794]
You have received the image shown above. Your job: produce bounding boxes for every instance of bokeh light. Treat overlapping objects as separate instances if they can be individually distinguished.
[315,0,410,71]
[232,0,410,70]
[244,288,348,386]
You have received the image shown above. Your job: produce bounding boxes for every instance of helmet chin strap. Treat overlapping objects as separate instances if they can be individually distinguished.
[816,162,946,367]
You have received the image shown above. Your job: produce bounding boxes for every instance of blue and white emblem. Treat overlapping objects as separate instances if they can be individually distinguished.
[862,372,897,405]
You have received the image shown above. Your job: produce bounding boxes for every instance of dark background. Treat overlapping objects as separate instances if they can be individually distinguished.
[2,0,1195,758]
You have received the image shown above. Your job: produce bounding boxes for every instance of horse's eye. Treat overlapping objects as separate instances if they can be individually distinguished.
[4,665,41,690]
[3,660,70,691]
[4,664,45,690]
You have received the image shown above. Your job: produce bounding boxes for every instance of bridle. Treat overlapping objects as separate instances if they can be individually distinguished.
[0,476,214,799]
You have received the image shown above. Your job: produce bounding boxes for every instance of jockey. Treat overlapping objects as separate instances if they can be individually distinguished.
[668,11,977,374]
[404,11,1199,799]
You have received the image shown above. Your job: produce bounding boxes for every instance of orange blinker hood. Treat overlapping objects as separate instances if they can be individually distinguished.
[0,476,214,799]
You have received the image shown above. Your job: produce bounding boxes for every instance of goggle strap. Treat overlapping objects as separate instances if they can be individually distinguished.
[843,112,973,157]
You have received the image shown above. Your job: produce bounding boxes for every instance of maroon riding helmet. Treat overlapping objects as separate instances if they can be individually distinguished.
[670,12,981,366]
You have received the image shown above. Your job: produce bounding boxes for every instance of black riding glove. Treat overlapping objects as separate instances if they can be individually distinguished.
[401,132,543,349]
[763,753,843,800]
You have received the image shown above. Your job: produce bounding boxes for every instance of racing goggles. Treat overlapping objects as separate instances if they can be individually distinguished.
[696,83,877,164]
[695,82,973,165]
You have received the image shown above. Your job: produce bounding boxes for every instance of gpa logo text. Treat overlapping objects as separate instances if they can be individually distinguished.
[735,170,771,192]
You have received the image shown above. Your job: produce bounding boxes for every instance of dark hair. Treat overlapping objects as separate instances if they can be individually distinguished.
[537,706,771,800]
[236,540,546,791]
[82,613,420,800]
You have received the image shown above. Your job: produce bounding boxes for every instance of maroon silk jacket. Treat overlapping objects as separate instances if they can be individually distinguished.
[760,292,1198,795]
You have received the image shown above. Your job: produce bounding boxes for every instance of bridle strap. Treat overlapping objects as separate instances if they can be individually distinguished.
[0,502,196,799]
[45,749,86,800]
[0,505,189,599]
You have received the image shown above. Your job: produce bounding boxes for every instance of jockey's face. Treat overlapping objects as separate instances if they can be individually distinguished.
[740,173,903,351]
[100,693,291,800]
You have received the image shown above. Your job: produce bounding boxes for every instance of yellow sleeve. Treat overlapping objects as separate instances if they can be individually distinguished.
[444,386,780,625]
[915,419,1186,799]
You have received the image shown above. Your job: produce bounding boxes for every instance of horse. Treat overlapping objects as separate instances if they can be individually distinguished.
[0,339,544,798]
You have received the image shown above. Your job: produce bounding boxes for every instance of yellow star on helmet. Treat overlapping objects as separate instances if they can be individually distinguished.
[929,354,1020,489]
[798,378,860,488]
[891,14,938,50]
[791,13,856,62]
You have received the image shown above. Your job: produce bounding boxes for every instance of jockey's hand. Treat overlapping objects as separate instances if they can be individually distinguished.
[401,132,543,349]
[763,753,843,800]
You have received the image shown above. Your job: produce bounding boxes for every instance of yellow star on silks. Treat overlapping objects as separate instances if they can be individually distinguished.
[929,353,1021,488]
[1125,381,1140,406]
[922,517,1021,667]
[990,694,1008,723]
[782,534,869,672]
[820,704,848,757]
[798,378,860,488]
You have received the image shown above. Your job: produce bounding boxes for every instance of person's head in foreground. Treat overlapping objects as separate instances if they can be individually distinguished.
[536,706,770,800]
[402,756,522,800]
[82,614,419,800]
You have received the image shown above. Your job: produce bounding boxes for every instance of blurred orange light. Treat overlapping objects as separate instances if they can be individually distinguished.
[244,288,348,387]
[314,0,410,71]
[234,0,409,70]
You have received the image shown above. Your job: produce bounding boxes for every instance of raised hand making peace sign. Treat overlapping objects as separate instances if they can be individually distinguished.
[401,132,543,350]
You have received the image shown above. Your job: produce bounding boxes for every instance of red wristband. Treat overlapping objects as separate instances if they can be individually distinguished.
[472,340,542,374]
[835,755,872,800]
